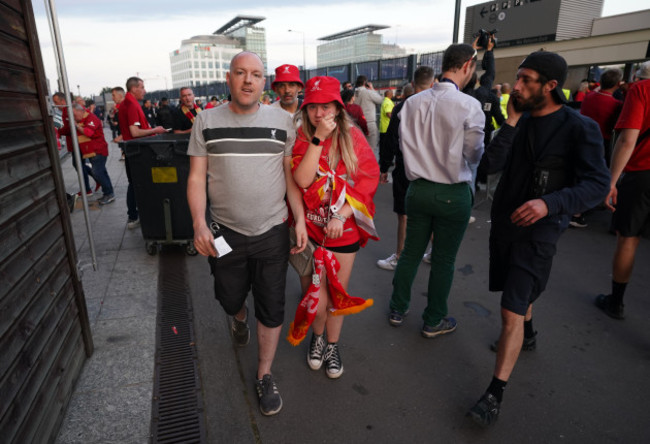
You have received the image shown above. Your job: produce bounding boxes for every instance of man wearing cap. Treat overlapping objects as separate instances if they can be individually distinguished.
[632,60,650,82]
[467,51,609,427]
[595,73,650,321]
[388,44,484,337]
[271,64,304,115]
[187,51,307,417]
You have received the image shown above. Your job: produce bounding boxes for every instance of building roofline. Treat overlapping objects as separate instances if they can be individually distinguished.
[318,24,389,41]
[214,15,266,35]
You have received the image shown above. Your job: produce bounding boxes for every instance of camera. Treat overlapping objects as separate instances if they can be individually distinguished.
[474,28,498,49]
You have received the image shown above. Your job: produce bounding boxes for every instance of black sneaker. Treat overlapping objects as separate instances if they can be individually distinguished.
[595,294,624,320]
[467,393,500,427]
[490,331,537,352]
[388,309,408,327]
[569,215,587,228]
[421,317,457,338]
[255,374,282,416]
[324,343,344,379]
[307,333,326,370]
[231,308,250,346]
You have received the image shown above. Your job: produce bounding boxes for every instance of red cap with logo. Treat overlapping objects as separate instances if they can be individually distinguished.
[272,64,304,88]
[301,76,344,109]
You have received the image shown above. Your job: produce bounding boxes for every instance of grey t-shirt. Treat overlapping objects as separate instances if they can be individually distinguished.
[188,104,295,236]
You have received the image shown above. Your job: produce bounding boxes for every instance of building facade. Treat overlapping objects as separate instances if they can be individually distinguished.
[169,15,267,89]
[317,25,406,68]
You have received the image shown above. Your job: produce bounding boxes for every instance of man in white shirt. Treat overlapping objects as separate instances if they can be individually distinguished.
[387,43,484,338]
[354,75,384,156]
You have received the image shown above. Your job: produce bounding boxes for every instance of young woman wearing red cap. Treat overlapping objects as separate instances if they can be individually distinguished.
[290,76,380,379]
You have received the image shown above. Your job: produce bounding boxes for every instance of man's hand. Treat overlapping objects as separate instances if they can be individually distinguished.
[152,126,167,135]
[504,94,522,127]
[510,199,548,226]
[487,35,495,51]
[471,35,480,50]
[380,172,389,184]
[291,220,308,255]
[604,185,618,212]
[193,224,217,257]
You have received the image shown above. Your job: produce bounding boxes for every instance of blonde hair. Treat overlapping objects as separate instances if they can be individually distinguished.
[295,103,359,176]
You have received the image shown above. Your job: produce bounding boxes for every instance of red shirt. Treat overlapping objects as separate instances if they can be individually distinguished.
[580,90,622,142]
[118,92,150,141]
[75,111,109,157]
[292,126,379,248]
[616,79,650,172]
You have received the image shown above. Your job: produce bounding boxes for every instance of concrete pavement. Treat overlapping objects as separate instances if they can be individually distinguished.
[55,129,650,443]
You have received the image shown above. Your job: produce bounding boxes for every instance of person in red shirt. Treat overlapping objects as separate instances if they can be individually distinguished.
[597,78,650,319]
[340,89,368,135]
[71,104,115,204]
[54,92,99,196]
[580,68,623,166]
[118,76,166,227]
[292,76,379,379]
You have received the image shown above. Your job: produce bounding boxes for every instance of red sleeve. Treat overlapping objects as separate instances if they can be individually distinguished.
[616,81,649,131]
[290,128,310,173]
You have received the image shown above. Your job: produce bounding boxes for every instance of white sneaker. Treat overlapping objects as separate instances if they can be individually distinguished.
[469,216,476,224]
[377,253,398,270]
[127,218,140,229]
[422,248,432,264]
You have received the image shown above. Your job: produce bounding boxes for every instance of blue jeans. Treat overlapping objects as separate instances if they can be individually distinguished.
[89,154,113,196]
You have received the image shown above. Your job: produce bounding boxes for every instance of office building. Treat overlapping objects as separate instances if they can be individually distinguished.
[317,25,406,68]
[169,15,267,89]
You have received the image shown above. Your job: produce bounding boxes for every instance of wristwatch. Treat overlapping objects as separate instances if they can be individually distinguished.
[311,136,322,146]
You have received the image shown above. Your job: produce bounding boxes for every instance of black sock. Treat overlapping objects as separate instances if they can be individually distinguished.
[611,280,627,304]
[486,376,507,403]
[524,318,535,338]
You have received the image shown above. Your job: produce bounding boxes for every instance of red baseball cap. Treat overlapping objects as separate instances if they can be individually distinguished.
[272,64,304,88]
[301,76,344,109]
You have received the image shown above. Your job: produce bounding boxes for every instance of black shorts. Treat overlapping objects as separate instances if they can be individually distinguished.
[208,222,289,328]
[309,238,360,254]
[392,166,410,215]
[613,170,650,237]
[490,237,557,316]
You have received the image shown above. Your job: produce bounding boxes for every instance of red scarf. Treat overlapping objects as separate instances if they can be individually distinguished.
[181,103,201,123]
[287,246,373,346]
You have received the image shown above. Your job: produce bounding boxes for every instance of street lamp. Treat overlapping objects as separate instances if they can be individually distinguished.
[453,0,461,43]
[288,29,306,75]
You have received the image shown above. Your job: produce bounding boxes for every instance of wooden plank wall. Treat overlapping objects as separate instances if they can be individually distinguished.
[0,1,94,442]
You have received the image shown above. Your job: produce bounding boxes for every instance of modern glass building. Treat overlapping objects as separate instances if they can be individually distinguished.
[169,16,267,89]
[317,25,406,68]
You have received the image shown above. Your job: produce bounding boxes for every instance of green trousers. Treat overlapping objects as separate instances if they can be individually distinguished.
[389,179,472,326]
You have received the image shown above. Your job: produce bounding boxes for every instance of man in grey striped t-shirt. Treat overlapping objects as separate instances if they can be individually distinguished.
[187,51,307,416]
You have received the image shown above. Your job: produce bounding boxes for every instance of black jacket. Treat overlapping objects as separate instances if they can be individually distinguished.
[485,106,610,243]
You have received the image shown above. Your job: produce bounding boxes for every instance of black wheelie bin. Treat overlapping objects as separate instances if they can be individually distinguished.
[123,133,196,255]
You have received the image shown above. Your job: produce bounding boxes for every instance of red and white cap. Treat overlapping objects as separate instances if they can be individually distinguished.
[301,76,343,109]
[272,64,304,88]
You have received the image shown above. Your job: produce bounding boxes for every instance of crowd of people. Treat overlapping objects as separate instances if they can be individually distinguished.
[52,42,649,427]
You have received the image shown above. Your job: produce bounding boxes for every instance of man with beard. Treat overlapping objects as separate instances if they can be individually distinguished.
[467,51,610,426]
[270,64,303,115]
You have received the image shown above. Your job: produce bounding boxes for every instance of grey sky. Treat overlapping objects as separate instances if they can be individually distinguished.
[33,0,648,96]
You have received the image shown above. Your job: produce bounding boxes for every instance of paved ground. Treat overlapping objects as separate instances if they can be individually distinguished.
[56,129,650,443]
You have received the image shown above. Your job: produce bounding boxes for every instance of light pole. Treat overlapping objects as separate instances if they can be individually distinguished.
[288,29,306,77]
[453,0,461,43]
